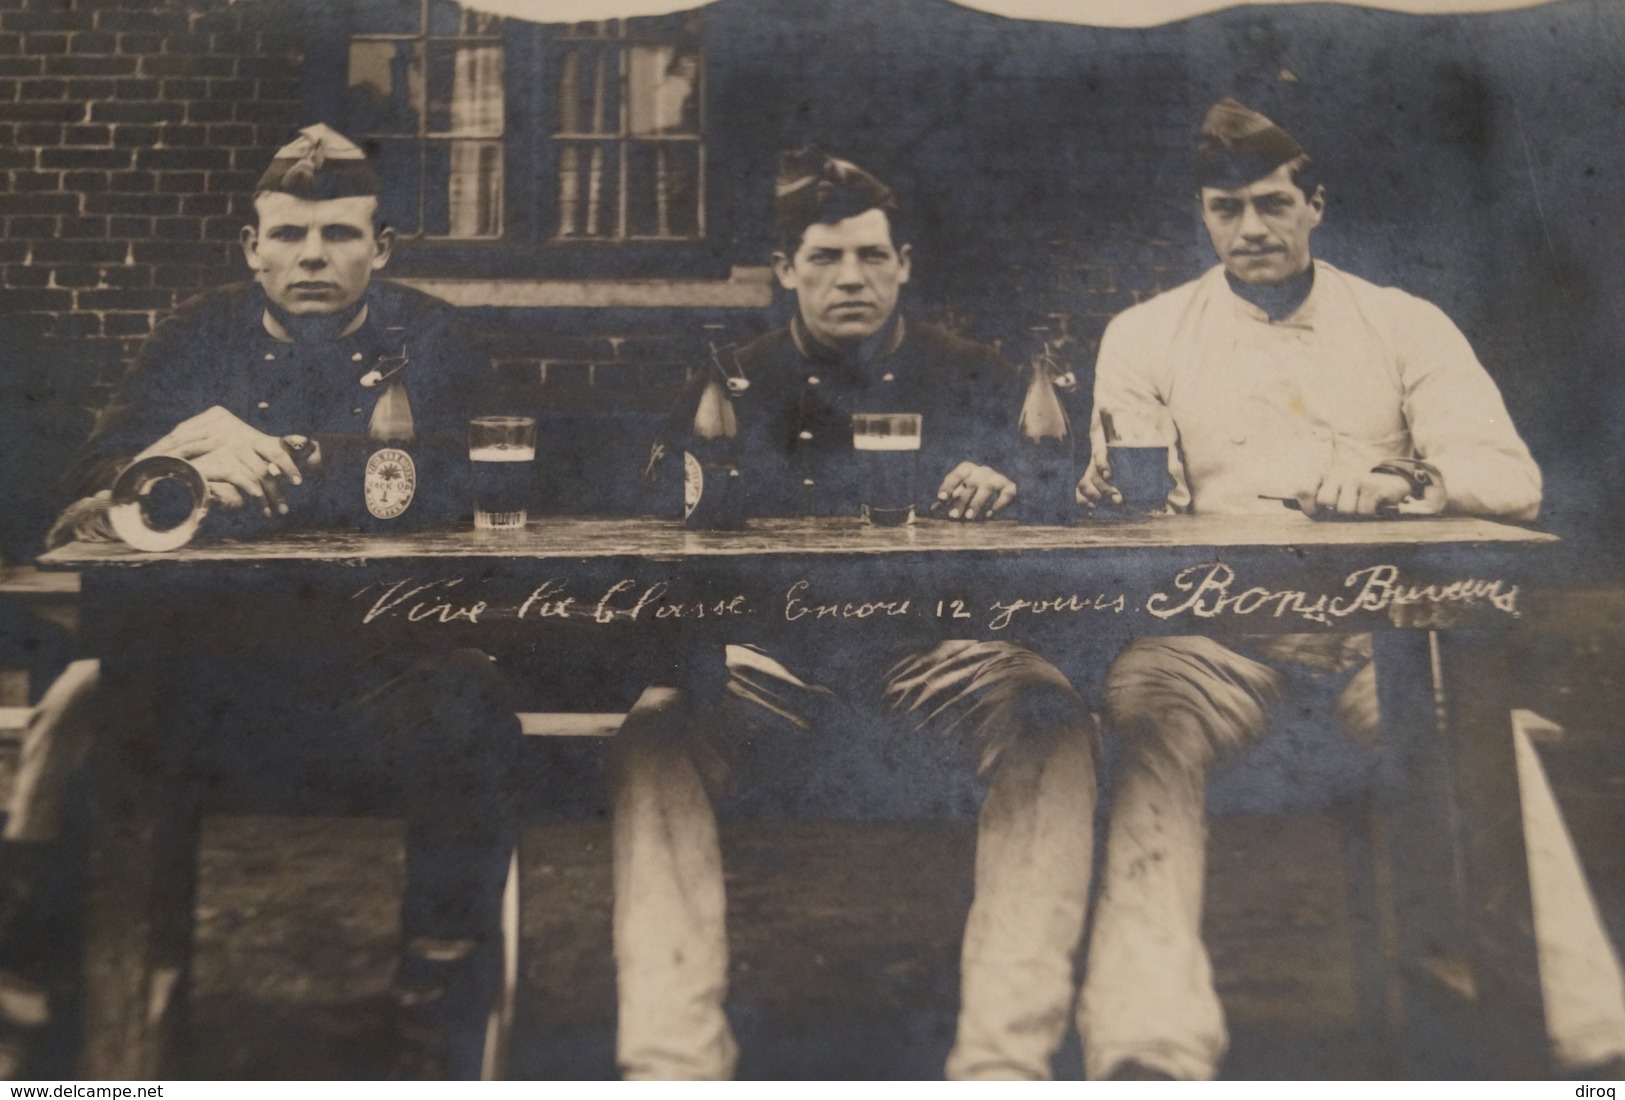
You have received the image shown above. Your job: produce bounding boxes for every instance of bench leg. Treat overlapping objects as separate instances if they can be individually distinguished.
[479,846,521,1082]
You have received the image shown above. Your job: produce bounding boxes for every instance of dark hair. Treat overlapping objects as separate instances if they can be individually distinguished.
[1193,153,1323,204]
[776,202,906,256]
[250,189,389,232]
[1284,154,1322,202]
[773,147,903,254]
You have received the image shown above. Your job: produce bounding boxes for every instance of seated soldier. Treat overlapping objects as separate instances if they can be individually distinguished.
[615,148,1098,1080]
[1,126,522,1080]
[1076,98,1625,1080]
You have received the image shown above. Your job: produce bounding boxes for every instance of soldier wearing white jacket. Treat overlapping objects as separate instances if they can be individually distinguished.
[1075,97,1623,1081]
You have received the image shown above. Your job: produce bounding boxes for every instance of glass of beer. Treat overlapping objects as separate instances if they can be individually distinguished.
[469,415,537,530]
[852,412,921,526]
[1097,406,1173,517]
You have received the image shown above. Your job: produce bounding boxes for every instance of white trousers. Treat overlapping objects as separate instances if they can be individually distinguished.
[611,640,1098,1080]
[1085,634,1625,1080]
[6,658,100,844]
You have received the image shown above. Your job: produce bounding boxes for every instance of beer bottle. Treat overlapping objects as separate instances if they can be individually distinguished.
[1015,339,1077,526]
[363,371,419,526]
[682,343,746,530]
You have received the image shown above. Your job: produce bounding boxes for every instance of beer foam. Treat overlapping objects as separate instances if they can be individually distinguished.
[470,444,536,462]
[852,435,920,452]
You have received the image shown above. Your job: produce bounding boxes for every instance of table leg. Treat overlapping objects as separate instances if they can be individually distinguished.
[1373,628,1548,1078]
[1339,793,1401,1071]
[1433,627,1548,1077]
[76,657,197,1080]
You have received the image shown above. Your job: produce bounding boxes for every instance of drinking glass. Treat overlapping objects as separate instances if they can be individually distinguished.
[469,416,537,530]
[852,413,922,526]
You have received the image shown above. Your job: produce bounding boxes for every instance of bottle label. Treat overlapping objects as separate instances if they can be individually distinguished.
[682,451,703,520]
[364,447,417,520]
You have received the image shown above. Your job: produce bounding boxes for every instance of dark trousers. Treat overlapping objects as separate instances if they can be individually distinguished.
[171,645,522,945]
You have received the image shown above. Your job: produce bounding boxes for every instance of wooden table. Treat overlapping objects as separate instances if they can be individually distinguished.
[40,514,1558,1078]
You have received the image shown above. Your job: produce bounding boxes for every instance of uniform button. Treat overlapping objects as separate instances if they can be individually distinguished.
[798,430,814,441]
[802,478,815,486]
[263,353,275,361]
[881,372,895,382]
[806,375,821,386]
[257,401,270,410]
[352,407,364,415]
[351,352,364,361]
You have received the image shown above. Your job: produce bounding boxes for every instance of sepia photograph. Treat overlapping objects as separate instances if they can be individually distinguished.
[0,0,1622,1083]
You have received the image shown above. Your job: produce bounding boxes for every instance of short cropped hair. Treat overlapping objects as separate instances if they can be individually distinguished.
[774,146,904,254]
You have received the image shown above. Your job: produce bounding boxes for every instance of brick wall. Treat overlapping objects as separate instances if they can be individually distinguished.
[473,306,764,415]
[0,0,1203,408]
[0,0,1201,539]
[0,0,304,401]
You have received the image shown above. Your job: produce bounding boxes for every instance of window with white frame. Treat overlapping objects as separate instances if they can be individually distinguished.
[552,15,705,241]
[337,3,707,252]
[345,0,506,239]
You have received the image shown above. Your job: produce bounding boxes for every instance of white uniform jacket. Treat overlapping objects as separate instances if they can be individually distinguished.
[1090,261,1541,521]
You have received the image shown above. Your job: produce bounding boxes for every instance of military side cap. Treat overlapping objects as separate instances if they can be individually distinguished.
[774,145,898,240]
[256,124,380,199]
[1195,98,1307,189]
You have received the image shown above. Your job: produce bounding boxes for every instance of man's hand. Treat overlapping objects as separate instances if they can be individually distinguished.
[934,462,1017,521]
[1391,469,1447,517]
[1295,467,1445,519]
[1075,452,1121,507]
[46,492,116,548]
[135,406,305,516]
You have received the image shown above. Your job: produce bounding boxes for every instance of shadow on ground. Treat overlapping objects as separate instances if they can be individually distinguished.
[183,808,1465,1079]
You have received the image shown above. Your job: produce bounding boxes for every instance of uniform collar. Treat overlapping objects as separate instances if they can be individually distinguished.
[789,311,907,376]
[1220,259,1322,327]
[253,283,376,346]
[248,285,406,386]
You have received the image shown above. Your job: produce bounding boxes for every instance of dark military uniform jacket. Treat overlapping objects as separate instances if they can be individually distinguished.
[646,313,1022,519]
[64,281,499,537]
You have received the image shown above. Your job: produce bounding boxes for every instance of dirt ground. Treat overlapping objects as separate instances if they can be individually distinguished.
[177,780,1622,1081]
[127,624,1625,1080]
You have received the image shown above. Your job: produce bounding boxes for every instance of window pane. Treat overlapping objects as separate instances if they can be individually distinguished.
[626,140,699,238]
[370,137,423,237]
[347,40,424,136]
[346,2,511,245]
[556,42,620,136]
[428,42,503,136]
[632,11,703,41]
[627,43,700,137]
[555,141,620,238]
[565,20,617,39]
[351,0,422,36]
[443,140,503,238]
[429,0,501,38]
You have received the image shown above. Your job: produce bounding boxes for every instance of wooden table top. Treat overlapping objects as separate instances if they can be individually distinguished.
[38,514,1557,569]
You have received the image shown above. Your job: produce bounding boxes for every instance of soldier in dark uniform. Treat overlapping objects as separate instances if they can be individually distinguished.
[646,148,1020,522]
[62,125,488,536]
[615,149,1099,1081]
[18,126,521,1079]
